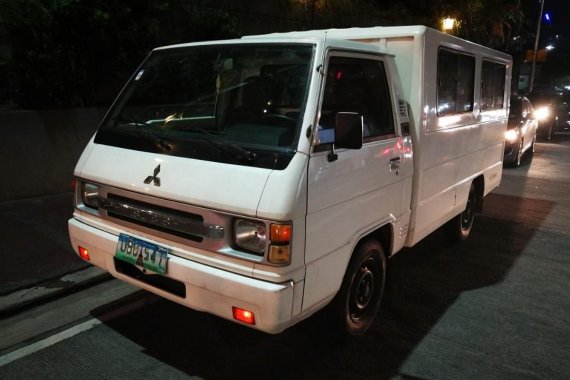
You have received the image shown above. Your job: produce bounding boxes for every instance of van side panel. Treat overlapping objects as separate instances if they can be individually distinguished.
[353,28,510,247]
[404,29,510,246]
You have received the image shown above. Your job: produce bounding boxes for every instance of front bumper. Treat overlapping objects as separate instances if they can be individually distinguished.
[68,218,299,334]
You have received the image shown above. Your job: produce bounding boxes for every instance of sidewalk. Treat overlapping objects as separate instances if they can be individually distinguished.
[0,192,109,316]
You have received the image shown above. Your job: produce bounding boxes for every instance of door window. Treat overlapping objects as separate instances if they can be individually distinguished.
[317,55,395,144]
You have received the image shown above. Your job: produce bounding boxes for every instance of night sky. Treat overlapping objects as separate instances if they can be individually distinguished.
[525,0,570,48]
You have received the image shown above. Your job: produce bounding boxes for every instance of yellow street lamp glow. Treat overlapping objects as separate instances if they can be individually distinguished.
[442,17,456,32]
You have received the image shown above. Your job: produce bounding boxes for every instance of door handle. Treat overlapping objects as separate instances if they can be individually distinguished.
[389,157,401,174]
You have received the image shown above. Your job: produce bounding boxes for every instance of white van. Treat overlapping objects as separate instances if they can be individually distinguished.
[69,26,511,335]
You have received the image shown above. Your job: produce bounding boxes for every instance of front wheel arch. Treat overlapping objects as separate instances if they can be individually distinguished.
[326,238,387,337]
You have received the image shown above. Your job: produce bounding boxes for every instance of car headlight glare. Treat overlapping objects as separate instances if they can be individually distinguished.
[504,129,518,142]
[534,106,550,121]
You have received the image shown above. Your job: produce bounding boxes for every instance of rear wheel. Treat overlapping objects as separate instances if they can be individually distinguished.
[445,183,477,243]
[327,239,386,337]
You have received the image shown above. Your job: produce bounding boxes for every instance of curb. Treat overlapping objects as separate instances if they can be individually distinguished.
[0,267,111,318]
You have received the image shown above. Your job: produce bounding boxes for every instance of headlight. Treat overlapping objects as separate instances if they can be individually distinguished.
[504,129,519,142]
[234,219,267,254]
[534,106,550,121]
[81,182,100,209]
[233,219,292,264]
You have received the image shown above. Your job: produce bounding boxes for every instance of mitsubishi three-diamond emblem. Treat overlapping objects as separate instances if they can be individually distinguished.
[144,164,161,186]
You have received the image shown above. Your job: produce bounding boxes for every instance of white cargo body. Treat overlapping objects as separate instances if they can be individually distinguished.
[69,26,511,335]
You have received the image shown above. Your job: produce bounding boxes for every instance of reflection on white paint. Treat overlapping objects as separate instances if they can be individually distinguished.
[438,115,462,128]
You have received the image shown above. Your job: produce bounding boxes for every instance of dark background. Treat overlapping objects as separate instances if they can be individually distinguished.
[0,0,568,110]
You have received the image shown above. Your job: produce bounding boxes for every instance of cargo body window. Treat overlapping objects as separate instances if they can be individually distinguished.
[481,60,507,111]
[437,49,475,116]
[317,56,395,144]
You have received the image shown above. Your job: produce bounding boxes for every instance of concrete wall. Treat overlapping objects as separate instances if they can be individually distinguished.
[0,108,107,202]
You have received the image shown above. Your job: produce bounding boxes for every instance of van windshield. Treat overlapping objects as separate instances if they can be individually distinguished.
[95,43,314,169]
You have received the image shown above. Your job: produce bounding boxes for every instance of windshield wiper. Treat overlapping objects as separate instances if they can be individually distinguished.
[215,139,257,163]
[169,124,256,163]
[117,119,172,152]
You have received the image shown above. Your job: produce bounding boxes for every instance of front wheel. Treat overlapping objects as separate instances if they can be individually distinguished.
[327,239,386,337]
[445,183,477,243]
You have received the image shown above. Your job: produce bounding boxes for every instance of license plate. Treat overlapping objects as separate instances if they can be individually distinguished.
[115,234,169,275]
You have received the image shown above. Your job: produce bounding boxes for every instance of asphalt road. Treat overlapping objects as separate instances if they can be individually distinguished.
[1,136,569,379]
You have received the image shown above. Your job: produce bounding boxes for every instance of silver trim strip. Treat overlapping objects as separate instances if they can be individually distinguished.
[99,197,225,240]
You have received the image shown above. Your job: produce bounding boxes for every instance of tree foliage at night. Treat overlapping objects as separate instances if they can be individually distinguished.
[437,0,526,51]
[0,0,237,108]
[0,0,534,109]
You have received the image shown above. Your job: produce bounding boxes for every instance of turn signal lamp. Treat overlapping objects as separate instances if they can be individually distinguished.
[269,245,291,264]
[270,224,292,243]
[232,307,256,325]
[78,246,90,261]
[268,223,292,264]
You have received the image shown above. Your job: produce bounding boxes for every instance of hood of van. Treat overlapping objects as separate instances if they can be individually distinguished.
[77,143,270,217]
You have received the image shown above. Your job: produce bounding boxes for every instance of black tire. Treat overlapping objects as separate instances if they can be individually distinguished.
[327,239,386,337]
[445,183,477,243]
[527,137,536,163]
[514,139,524,167]
[547,122,553,140]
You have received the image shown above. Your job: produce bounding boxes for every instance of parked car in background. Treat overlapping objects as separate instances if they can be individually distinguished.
[529,91,570,139]
[504,96,538,167]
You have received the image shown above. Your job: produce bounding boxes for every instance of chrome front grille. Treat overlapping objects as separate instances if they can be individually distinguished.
[76,182,231,251]
[100,194,224,242]
[76,181,268,263]
[99,194,224,242]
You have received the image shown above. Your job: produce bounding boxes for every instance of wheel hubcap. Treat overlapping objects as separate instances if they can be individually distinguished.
[355,268,374,310]
[349,259,378,322]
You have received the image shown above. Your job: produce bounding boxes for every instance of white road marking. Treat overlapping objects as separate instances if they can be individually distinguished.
[0,318,101,367]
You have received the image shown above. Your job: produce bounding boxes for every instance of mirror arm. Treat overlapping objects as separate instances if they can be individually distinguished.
[327,145,338,162]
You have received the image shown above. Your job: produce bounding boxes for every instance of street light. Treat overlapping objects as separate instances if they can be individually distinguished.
[442,17,456,33]
[529,0,546,93]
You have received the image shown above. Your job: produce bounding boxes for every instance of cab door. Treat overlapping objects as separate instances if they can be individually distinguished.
[302,51,413,310]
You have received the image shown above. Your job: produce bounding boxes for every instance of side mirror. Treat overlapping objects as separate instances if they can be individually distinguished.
[334,112,363,150]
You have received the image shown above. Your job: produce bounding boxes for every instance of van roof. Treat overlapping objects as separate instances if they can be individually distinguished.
[242,25,430,41]
[153,35,387,56]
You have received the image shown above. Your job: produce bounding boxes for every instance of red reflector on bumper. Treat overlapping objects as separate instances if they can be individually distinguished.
[232,307,255,325]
